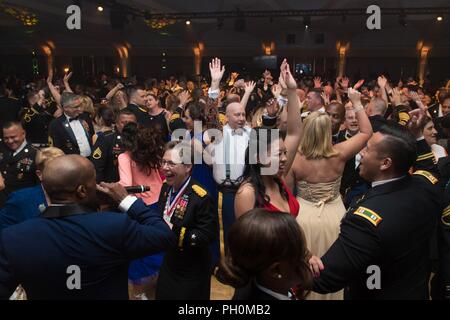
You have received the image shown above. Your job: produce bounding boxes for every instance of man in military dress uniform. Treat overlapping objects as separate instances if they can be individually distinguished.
[124,85,151,126]
[156,141,218,300]
[21,93,58,148]
[312,123,443,299]
[91,109,136,183]
[0,122,38,206]
[48,92,94,156]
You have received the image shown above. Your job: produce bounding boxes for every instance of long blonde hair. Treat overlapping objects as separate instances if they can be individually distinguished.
[299,111,339,159]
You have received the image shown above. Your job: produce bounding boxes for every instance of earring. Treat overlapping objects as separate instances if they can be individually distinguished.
[277,274,282,279]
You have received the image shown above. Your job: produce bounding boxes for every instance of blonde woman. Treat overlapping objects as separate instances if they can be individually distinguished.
[286,88,372,300]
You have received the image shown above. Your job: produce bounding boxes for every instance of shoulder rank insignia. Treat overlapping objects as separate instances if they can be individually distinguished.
[413,170,438,184]
[170,113,180,122]
[416,152,436,163]
[442,205,450,226]
[192,184,207,197]
[397,112,410,126]
[92,147,102,159]
[354,206,382,227]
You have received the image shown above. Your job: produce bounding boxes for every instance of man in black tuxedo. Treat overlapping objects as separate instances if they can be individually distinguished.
[48,92,94,156]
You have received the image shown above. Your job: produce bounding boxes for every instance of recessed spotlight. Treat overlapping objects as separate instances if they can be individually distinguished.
[97,6,104,12]
[185,20,191,25]
[437,16,443,22]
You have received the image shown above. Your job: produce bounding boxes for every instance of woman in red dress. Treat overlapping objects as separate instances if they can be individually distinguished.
[234,59,302,218]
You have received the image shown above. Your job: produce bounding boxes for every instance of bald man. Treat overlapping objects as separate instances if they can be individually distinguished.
[206,102,251,259]
[0,155,175,299]
[366,97,388,132]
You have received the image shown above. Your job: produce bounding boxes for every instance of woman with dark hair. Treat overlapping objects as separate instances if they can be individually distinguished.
[118,122,165,205]
[234,59,302,217]
[92,105,115,144]
[216,208,313,300]
[146,92,171,140]
[118,122,166,299]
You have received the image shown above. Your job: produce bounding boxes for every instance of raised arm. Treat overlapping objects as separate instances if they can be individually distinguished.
[46,70,61,105]
[63,72,73,93]
[335,88,373,161]
[377,75,389,104]
[105,83,124,101]
[281,59,302,176]
[240,81,255,110]
[209,58,225,93]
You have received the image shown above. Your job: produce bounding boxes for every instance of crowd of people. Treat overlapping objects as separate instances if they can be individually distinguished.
[0,56,449,300]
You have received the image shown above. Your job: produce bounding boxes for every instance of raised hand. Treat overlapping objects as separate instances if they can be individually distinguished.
[178,90,191,108]
[348,87,362,105]
[63,71,73,83]
[313,76,323,88]
[408,108,427,138]
[244,81,256,94]
[280,59,297,90]
[353,79,365,90]
[377,75,388,88]
[321,92,330,105]
[409,91,427,112]
[271,83,282,98]
[116,83,124,90]
[209,58,225,83]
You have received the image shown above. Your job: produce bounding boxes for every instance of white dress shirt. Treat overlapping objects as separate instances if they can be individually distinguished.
[65,114,91,157]
[371,176,405,188]
[301,106,326,118]
[254,281,293,300]
[211,124,251,185]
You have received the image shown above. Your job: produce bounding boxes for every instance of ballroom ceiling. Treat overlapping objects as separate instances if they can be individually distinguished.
[0,0,449,57]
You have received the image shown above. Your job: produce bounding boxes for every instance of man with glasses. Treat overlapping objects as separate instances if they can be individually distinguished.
[48,92,94,156]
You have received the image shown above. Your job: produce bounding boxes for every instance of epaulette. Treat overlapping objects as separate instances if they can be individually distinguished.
[138,106,147,113]
[413,170,438,184]
[92,147,102,159]
[398,112,410,126]
[192,184,207,197]
[353,206,383,227]
[170,113,180,122]
[442,205,450,227]
[416,152,436,163]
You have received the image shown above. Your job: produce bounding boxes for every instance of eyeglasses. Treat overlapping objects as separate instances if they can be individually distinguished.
[161,159,179,168]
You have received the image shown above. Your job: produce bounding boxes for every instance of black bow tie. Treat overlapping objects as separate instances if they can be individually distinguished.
[69,116,79,122]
